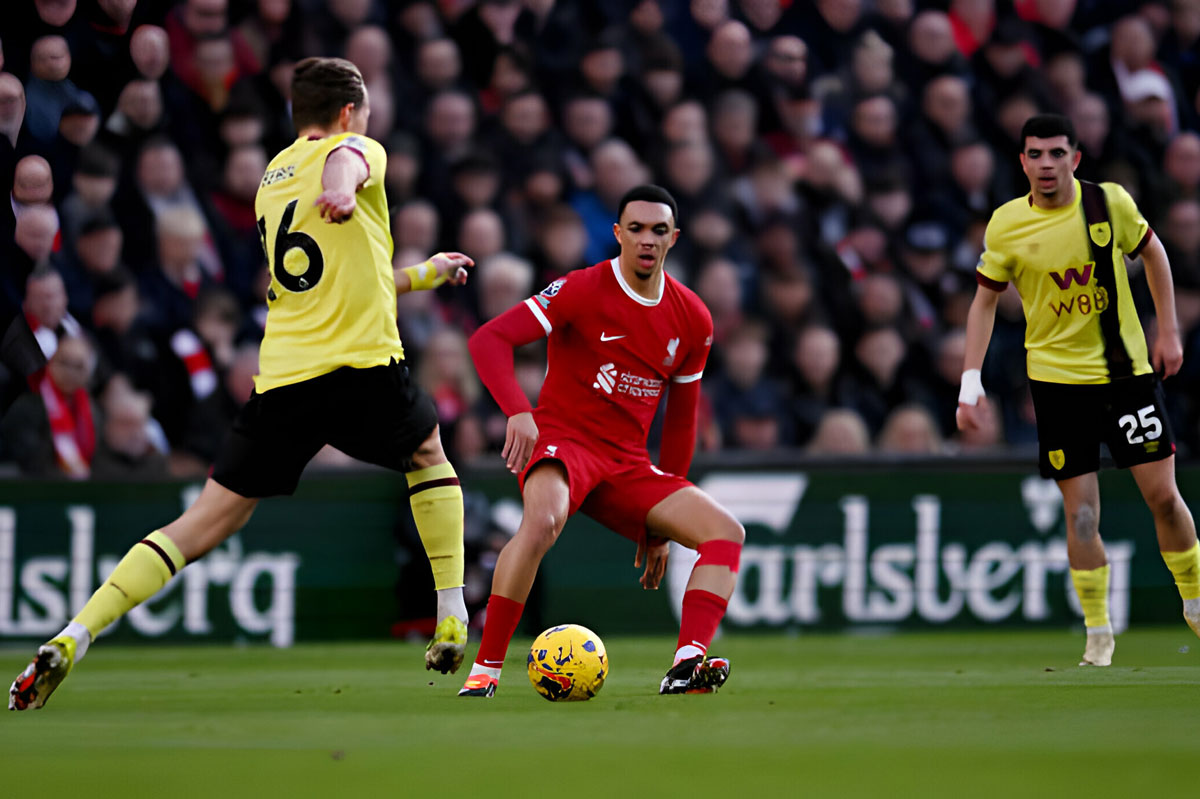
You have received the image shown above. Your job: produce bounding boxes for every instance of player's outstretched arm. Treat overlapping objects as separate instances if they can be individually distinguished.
[396,252,474,294]
[1139,235,1184,377]
[314,147,369,223]
[957,283,1002,434]
[468,303,548,473]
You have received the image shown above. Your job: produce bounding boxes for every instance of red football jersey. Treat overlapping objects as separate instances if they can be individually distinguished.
[521,259,713,456]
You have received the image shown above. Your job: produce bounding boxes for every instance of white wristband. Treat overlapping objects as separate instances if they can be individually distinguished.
[958,369,985,406]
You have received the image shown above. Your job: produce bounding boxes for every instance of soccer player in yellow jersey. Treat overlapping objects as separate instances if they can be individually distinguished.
[958,113,1200,666]
[10,58,476,710]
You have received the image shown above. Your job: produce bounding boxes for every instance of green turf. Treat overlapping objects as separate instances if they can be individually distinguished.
[2,628,1198,798]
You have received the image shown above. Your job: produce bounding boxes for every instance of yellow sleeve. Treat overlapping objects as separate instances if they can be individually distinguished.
[976,215,1014,285]
[1102,182,1150,255]
[330,134,386,189]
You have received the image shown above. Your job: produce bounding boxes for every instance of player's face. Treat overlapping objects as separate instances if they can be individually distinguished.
[1020,134,1081,207]
[613,200,680,280]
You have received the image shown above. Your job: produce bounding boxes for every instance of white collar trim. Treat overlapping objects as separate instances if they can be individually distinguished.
[610,258,663,306]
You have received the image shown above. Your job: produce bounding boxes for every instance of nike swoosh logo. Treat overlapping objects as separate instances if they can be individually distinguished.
[600,333,625,341]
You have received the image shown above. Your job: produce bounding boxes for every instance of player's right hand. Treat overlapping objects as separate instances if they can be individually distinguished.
[956,395,992,433]
[314,190,356,223]
[429,251,475,286]
[503,412,538,474]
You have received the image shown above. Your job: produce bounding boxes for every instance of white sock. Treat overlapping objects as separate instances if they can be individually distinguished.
[1184,598,1200,619]
[673,644,705,665]
[1086,624,1113,635]
[468,662,502,680]
[437,587,468,625]
[56,621,92,662]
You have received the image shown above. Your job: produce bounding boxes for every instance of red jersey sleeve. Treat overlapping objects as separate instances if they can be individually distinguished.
[468,303,547,417]
[658,295,712,476]
[671,298,713,386]
[521,274,582,335]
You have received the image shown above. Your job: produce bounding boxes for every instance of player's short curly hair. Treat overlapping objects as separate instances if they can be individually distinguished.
[1019,113,1077,151]
[618,184,679,226]
[290,57,365,132]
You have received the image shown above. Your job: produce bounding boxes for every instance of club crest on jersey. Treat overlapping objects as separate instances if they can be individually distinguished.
[1089,221,1111,248]
[663,337,680,366]
[1049,449,1065,471]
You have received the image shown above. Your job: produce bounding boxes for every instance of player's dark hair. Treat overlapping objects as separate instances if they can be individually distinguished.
[290,57,365,132]
[1019,113,1077,151]
[618,185,679,226]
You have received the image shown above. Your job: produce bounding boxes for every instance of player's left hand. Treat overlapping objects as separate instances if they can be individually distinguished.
[1153,328,1184,378]
[429,251,474,286]
[314,190,356,223]
[635,535,669,590]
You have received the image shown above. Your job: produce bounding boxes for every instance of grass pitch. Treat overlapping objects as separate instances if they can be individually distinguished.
[2,628,1198,798]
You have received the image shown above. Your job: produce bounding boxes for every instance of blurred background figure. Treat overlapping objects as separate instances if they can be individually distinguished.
[1,334,97,478]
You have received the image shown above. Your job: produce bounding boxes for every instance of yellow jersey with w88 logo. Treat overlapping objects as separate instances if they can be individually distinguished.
[977,179,1152,384]
[254,132,400,393]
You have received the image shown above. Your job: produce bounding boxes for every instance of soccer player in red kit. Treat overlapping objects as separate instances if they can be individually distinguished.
[460,185,745,697]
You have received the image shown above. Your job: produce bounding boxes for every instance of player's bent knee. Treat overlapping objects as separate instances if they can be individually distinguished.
[518,512,566,554]
[1140,479,1183,517]
[1069,503,1100,541]
[696,537,742,573]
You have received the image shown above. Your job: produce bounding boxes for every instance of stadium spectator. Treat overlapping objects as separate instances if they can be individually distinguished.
[901,10,967,92]
[806,407,871,455]
[138,205,215,335]
[570,137,648,264]
[91,380,168,481]
[165,0,260,101]
[0,334,97,478]
[0,73,30,170]
[25,35,92,144]
[23,262,81,361]
[529,203,589,283]
[788,323,843,446]
[130,25,171,81]
[416,326,484,463]
[877,403,944,454]
[392,199,440,255]
[476,253,534,322]
[12,153,54,210]
[457,207,507,263]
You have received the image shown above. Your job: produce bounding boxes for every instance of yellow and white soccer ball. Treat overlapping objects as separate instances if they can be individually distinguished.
[527,624,607,702]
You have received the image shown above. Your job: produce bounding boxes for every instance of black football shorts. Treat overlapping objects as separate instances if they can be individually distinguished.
[212,360,438,497]
[1029,373,1176,481]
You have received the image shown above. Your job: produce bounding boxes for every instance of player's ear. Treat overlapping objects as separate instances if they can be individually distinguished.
[338,103,354,130]
[670,228,681,247]
[612,221,621,242]
[1071,147,1082,169]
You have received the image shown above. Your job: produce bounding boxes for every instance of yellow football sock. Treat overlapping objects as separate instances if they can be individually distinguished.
[1161,542,1200,600]
[1070,564,1111,628]
[406,462,465,590]
[73,530,185,637]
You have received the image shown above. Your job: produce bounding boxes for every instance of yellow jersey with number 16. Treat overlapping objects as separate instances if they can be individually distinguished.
[253,132,401,393]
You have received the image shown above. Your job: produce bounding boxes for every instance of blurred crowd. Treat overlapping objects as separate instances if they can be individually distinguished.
[4,0,1200,483]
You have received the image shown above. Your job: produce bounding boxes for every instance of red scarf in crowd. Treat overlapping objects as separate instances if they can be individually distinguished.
[37,371,95,479]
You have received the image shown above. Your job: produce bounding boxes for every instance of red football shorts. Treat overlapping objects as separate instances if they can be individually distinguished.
[518,426,692,542]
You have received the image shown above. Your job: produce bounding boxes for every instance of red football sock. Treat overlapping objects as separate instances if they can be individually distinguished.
[475,594,525,669]
[675,589,728,655]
